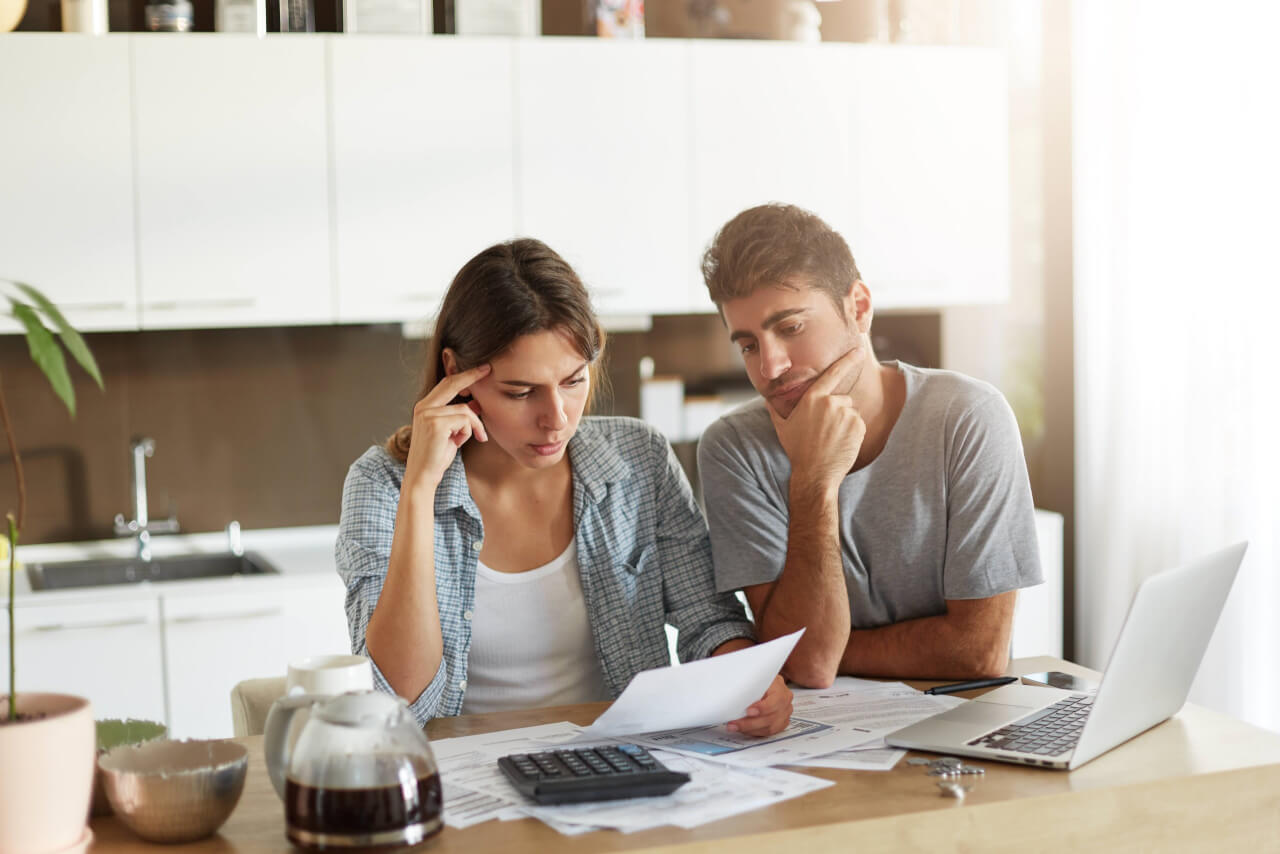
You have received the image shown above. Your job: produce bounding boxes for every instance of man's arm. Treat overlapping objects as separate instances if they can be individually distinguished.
[837,592,1017,680]
[740,482,850,688]
[739,350,872,687]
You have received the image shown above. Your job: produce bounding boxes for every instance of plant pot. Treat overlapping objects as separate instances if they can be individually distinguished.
[0,694,95,854]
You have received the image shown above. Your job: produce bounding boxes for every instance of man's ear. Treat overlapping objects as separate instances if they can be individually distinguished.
[847,280,873,333]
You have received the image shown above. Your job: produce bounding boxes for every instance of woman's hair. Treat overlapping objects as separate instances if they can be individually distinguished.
[385,238,607,463]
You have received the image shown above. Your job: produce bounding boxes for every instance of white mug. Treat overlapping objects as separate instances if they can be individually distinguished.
[285,654,373,697]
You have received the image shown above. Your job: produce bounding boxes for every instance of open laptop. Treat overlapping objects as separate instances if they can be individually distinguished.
[887,541,1247,770]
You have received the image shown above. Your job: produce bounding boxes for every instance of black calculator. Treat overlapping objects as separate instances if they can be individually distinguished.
[496,744,691,805]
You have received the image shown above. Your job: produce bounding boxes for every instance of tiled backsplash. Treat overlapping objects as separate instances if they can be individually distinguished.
[0,313,938,545]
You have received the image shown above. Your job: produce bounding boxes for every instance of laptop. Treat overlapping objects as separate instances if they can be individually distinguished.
[887,541,1247,770]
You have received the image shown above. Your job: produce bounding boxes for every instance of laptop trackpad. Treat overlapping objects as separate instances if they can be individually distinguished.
[942,700,1038,727]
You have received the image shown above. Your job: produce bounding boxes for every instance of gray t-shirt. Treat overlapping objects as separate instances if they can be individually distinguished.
[697,361,1043,628]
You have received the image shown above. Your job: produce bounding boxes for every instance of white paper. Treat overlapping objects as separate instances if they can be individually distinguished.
[581,629,803,737]
[784,682,965,772]
[429,716,833,836]
[791,745,908,771]
[632,715,880,768]
[520,748,833,833]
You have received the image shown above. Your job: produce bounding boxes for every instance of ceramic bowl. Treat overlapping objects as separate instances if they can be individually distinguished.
[98,739,248,843]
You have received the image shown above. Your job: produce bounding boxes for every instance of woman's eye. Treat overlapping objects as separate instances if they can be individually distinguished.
[565,377,586,387]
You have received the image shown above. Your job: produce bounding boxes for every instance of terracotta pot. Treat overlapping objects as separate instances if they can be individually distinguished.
[0,0,27,31]
[0,694,95,854]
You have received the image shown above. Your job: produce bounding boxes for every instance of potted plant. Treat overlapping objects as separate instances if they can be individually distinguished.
[1,279,104,854]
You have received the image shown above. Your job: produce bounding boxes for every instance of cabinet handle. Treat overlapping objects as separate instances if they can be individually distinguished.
[60,302,130,312]
[170,608,283,624]
[145,298,257,311]
[27,617,148,633]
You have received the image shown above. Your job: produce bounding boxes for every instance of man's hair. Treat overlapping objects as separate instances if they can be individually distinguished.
[701,203,861,311]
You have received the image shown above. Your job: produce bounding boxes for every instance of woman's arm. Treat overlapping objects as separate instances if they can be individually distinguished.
[363,365,491,703]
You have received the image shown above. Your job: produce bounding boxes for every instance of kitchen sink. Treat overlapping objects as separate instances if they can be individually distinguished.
[26,551,281,591]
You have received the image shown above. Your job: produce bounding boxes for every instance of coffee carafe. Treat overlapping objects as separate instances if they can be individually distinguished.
[263,691,441,849]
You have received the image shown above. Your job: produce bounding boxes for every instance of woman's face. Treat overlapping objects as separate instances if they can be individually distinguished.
[461,329,591,470]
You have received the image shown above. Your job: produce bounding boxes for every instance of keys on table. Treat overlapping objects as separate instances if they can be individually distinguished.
[907,755,985,800]
[906,756,985,778]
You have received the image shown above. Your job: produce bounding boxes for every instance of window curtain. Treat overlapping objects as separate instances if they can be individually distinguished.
[1073,1,1280,730]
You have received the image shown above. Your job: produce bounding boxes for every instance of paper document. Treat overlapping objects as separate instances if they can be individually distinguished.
[633,715,878,768]
[581,629,803,737]
[430,718,832,836]
[784,681,965,772]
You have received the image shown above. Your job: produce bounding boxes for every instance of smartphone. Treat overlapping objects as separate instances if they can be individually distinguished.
[1021,670,1098,693]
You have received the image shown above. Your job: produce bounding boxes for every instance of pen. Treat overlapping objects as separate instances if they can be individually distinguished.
[923,676,1018,695]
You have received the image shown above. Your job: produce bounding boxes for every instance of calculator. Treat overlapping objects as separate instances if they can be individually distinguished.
[496,744,691,805]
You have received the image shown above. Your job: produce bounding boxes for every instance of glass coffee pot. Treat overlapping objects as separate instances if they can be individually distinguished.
[263,691,441,849]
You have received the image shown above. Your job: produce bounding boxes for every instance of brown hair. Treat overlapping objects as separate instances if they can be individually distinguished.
[701,203,861,311]
[385,238,607,463]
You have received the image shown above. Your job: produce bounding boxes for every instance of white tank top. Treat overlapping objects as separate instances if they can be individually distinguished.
[459,540,610,714]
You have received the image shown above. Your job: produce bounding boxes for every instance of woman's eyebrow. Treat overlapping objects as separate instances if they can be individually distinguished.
[497,363,588,386]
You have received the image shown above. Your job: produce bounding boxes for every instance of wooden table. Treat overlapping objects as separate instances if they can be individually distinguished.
[89,657,1280,852]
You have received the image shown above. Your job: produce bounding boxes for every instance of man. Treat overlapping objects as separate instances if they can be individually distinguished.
[697,203,1042,688]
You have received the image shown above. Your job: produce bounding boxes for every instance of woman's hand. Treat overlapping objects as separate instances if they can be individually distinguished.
[726,675,794,737]
[404,364,492,494]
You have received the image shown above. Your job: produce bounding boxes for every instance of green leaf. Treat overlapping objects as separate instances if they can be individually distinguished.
[14,282,103,390]
[9,299,76,417]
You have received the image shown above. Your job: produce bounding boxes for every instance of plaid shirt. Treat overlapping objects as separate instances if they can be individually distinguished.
[335,416,755,725]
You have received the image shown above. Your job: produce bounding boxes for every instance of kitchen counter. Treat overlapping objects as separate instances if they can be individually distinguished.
[3,525,340,605]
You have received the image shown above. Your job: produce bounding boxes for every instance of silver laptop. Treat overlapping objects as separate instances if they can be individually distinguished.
[887,542,1247,770]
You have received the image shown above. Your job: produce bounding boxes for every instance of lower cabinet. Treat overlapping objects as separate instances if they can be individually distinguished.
[3,576,351,738]
[4,597,166,724]
[162,579,351,739]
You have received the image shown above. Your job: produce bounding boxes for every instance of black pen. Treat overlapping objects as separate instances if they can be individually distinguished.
[923,676,1017,696]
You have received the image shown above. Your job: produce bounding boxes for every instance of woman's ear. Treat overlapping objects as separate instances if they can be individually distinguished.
[441,347,460,378]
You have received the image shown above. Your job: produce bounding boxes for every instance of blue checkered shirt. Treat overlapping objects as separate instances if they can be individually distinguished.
[335,416,755,725]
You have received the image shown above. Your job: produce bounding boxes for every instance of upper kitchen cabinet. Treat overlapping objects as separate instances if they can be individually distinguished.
[132,36,333,329]
[515,39,693,318]
[0,35,138,333]
[689,41,856,312]
[846,47,1010,307]
[330,38,516,325]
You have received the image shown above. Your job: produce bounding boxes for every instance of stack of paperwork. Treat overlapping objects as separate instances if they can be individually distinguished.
[434,630,964,835]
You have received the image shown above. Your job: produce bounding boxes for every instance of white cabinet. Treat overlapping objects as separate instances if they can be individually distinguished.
[515,39,693,317]
[847,47,1010,307]
[1011,509,1065,659]
[3,597,166,723]
[162,579,350,739]
[132,35,333,329]
[689,41,857,312]
[0,35,138,332]
[330,37,516,325]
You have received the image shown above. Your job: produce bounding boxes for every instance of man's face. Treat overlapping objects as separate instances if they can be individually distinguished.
[721,282,864,419]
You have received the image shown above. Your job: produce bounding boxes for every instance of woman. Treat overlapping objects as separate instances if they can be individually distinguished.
[336,238,791,734]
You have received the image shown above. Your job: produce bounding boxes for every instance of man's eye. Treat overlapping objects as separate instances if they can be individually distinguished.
[780,323,802,336]
[506,390,532,400]
[739,342,757,355]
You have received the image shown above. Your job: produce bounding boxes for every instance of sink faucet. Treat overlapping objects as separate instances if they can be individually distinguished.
[114,437,180,562]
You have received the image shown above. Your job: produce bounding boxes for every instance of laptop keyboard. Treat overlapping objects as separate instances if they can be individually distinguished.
[967,693,1094,756]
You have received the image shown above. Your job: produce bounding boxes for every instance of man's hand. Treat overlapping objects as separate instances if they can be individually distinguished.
[769,349,866,489]
[725,675,793,737]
